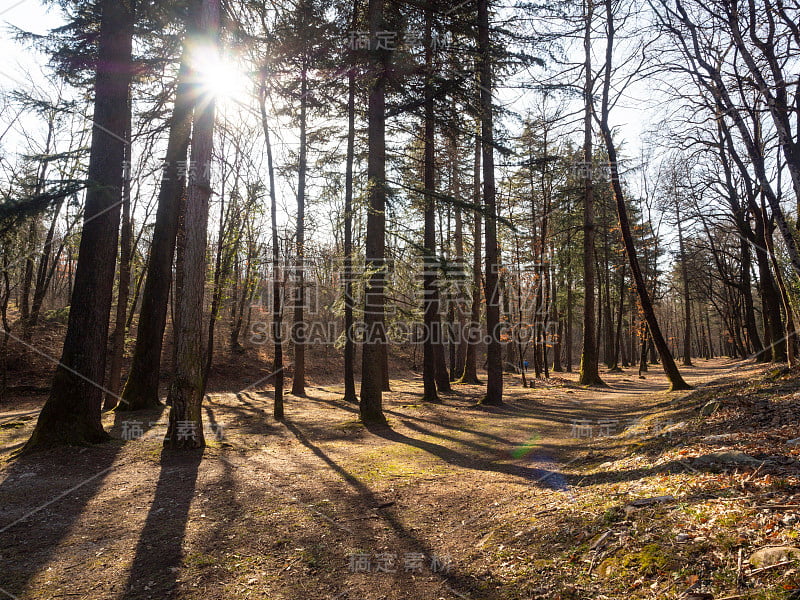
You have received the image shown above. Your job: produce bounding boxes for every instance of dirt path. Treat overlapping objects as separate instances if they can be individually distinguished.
[0,358,761,600]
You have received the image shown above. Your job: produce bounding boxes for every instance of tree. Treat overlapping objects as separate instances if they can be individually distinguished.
[596,0,690,391]
[359,0,390,424]
[477,0,503,405]
[268,0,336,398]
[259,70,285,420]
[23,0,135,450]
[342,65,359,404]
[656,0,800,283]
[458,131,482,384]
[578,0,605,387]
[291,57,309,398]
[163,0,221,449]
[450,136,468,380]
[421,2,442,403]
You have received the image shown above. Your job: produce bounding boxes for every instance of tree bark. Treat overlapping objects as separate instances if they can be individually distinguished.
[24,0,134,450]
[422,4,440,403]
[477,0,502,405]
[359,0,389,424]
[459,131,482,384]
[578,0,605,386]
[675,202,693,366]
[258,74,284,420]
[608,263,625,372]
[291,65,308,397]
[565,258,573,372]
[343,68,358,403]
[452,143,467,380]
[164,0,220,449]
[754,211,786,362]
[203,152,235,398]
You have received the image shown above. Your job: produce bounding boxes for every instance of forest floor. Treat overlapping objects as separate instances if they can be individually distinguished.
[0,357,799,600]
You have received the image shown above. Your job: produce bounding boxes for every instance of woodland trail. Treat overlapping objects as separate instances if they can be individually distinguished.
[0,358,761,600]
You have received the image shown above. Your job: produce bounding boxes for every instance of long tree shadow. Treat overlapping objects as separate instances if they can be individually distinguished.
[120,448,203,600]
[365,421,582,487]
[396,418,509,458]
[382,408,518,446]
[0,411,164,598]
[282,420,507,599]
[292,391,360,415]
[368,420,576,488]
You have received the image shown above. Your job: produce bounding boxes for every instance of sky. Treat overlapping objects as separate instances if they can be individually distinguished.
[0,0,65,160]
[1,0,60,75]
[0,0,675,250]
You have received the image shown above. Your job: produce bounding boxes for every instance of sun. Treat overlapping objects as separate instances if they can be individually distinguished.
[189,43,250,103]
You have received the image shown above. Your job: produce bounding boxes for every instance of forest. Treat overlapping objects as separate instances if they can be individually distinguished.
[0,0,799,598]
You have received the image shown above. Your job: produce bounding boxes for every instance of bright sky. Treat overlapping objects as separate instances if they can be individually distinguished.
[0,0,673,249]
[0,0,60,75]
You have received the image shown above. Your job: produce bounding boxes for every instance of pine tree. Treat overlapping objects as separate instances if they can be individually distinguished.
[24,0,135,450]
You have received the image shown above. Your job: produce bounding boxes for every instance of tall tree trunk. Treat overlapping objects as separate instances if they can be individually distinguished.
[596,255,604,365]
[126,261,146,330]
[676,203,693,366]
[453,149,467,380]
[598,0,690,391]
[20,223,36,323]
[423,10,452,395]
[477,0,502,405]
[230,236,253,351]
[539,140,552,379]
[602,220,614,367]
[21,130,53,330]
[552,259,563,372]
[705,307,715,358]
[164,0,220,449]
[171,193,188,376]
[566,267,574,372]
[608,263,625,372]
[512,237,529,386]
[259,77,285,420]
[291,66,308,397]
[119,36,194,411]
[359,0,389,424]
[24,0,134,450]
[343,68,358,403]
[422,4,440,403]
[578,0,605,386]
[459,131,482,384]
[638,324,649,377]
